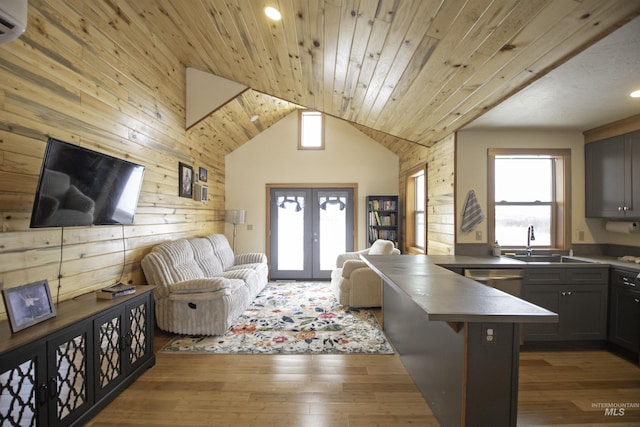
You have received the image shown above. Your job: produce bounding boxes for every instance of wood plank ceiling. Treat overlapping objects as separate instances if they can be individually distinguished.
[121,0,640,154]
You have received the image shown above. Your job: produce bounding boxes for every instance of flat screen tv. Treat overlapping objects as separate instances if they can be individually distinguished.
[30,138,145,228]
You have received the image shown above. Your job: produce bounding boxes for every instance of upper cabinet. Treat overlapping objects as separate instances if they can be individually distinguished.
[585,131,640,219]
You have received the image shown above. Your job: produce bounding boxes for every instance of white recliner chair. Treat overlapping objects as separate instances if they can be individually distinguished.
[330,239,400,307]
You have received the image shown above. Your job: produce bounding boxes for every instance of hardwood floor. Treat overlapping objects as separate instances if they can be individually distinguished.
[86,330,640,427]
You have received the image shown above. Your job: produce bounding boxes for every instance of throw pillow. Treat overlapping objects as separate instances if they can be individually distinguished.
[368,239,395,255]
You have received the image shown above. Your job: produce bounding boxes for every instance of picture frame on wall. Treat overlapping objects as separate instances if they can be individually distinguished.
[199,167,208,182]
[2,280,57,333]
[179,162,193,198]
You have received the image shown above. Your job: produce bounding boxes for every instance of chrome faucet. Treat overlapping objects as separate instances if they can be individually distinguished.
[526,225,535,256]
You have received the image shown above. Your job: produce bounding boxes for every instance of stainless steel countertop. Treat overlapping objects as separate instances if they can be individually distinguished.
[362,254,559,324]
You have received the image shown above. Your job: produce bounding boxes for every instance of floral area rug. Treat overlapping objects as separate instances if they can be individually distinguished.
[160,281,394,355]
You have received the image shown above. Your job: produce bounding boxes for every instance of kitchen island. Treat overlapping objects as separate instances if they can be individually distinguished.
[362,254,559,427]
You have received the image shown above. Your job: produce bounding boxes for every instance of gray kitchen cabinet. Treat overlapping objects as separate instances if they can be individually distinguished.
[585,130,640,218]
[523,268,608,342]
[608,268,640,361]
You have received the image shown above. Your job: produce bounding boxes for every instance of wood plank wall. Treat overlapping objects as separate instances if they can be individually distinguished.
[398,135,455,255]
[0,0,280,317]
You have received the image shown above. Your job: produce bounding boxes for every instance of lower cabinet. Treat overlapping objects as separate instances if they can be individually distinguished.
[0,287,155,426]
[523,268,608,342]
[94,295,153,401]
[608,268,640,358]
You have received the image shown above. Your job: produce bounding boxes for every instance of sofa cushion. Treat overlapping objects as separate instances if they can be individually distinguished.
[220,268,261,296]
[169,277,234,294]
[341,259,368,278]
[148,239,205,285]
[206,234,235,271]
[190,237,224,276]
[368,239,395,255]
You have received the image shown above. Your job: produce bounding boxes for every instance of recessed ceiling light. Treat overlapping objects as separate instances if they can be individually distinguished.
[264,6,281,21]
[631,89,640,98]
[250,115,259,122]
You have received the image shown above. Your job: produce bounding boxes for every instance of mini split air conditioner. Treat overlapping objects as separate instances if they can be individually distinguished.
[0,0,27,45]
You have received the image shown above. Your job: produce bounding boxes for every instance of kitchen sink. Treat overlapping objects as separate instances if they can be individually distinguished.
[501,254,590,263]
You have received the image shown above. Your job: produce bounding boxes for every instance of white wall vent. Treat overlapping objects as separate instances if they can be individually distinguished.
[0,0,27,45]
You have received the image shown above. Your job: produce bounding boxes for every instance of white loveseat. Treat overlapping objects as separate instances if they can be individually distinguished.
[141,234,268,336]
[331,239,400,307]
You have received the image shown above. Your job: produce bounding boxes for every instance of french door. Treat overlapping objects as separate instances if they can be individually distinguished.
[269,186,354,280]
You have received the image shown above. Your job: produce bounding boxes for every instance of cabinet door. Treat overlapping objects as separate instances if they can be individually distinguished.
[125,296,153,373]
[523,286,561,341]
[94,307,125,400]
[561,285,608,340]
[47,324,93,426]
[585,136,626,218]
[0,342,47,426]
[627,131,640,217]
[609,285,640,352]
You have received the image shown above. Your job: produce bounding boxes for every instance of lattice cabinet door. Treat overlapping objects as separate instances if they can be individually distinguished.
[124,296,152,374]
[46,324,94,426]
[0,342,47,426]
[93,307,125,401]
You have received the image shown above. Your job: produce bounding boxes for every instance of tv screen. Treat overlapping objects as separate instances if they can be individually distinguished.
[30,138,145,228]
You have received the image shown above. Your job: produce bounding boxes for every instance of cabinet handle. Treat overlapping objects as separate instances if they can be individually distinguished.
[38,383,48,405]
[566,291,572,296]
[48,378,57,399]
[618,206,623,211]
[634,299,639,304]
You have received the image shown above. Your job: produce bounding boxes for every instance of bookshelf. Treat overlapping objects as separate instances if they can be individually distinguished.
[366,195,399,248]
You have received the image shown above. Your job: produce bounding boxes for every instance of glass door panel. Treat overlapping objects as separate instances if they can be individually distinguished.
[275,191,306,272]
[317,191,349,274]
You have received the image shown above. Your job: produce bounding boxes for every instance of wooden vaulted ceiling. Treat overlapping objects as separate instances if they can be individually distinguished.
[122,1,640,155]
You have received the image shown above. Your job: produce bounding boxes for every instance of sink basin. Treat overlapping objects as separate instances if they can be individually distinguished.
[502,254,589,263]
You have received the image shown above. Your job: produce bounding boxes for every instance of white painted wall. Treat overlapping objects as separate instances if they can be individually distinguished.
[456,130,639,248]
[225,112,399,254]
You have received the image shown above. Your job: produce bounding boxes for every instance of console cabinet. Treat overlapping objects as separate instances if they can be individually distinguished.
[523,268,608,342]
[0,287,155,426]
[608,268,640,361]
[585,130,640,218]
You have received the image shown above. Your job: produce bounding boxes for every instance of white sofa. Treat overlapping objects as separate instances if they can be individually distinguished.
[141,234,268,336]
[330,239,400,307]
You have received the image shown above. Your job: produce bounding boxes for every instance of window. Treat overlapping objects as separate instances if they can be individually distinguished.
[488,149,571,249]
[414,171,425,249]
[405,165,426,253]
[299,110,324,149]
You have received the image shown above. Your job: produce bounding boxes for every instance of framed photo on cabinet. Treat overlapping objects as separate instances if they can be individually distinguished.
[2,280,57,333]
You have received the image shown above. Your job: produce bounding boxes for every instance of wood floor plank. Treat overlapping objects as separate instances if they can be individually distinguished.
[85,331,640,426]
